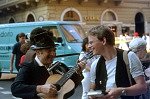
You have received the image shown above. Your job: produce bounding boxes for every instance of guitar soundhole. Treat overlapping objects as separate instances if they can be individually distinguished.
[52,64,69,75]
[54,84,61,91]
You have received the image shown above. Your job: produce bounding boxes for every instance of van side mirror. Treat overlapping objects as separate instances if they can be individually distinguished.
[57,37,63,43]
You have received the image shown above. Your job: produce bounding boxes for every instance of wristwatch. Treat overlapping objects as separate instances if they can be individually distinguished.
[121,89,127,96]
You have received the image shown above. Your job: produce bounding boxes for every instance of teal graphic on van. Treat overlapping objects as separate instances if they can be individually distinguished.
[0,65,1,78]
[0,21,86,73]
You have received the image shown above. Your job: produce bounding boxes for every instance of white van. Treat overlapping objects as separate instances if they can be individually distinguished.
[0,21,86,74]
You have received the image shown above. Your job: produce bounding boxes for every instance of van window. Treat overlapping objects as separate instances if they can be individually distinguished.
[42,26,60,42]
[61,24,85,43]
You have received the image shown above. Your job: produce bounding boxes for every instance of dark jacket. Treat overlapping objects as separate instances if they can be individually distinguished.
[11,60,50,99]
[11,59,83,99]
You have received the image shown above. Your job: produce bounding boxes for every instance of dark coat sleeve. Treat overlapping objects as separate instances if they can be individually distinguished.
[11,63,38,99]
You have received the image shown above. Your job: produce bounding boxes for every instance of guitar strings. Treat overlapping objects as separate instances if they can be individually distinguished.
[56,51,94,87]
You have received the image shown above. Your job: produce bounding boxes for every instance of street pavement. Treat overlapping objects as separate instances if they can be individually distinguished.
[0,73,150,99]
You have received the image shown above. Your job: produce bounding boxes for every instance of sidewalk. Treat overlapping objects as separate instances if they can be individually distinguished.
[0,73,17,81]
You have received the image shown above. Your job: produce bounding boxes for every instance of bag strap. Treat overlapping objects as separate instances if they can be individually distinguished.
[123,50,132,86]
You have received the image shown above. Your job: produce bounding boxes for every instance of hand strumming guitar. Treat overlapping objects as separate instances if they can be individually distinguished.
[36,84,57,96]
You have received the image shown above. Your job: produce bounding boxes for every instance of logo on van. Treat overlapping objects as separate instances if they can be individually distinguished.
[0,31,13,37]
[0,46,12,51]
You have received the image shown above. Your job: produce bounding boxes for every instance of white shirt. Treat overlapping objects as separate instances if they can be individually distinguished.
[35,56,44,67]
[90,51,144,89]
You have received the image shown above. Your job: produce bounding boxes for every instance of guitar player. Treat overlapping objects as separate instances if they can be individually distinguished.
[11,27,84,99]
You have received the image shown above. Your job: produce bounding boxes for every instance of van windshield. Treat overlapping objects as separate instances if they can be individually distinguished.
[61,24,86,43]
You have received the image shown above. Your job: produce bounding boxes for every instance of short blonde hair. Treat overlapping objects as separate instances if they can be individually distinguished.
[88,25,115,46]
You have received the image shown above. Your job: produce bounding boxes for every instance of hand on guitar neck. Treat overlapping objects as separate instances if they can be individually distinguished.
[76,51,94,73]
[76,61,87,73]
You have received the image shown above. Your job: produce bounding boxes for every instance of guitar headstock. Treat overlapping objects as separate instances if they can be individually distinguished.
[80,51,94,62]
[86,51,94,59]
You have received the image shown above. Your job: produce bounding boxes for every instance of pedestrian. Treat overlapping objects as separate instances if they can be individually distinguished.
[10,32,26,72]
[19,42,31,66]
[129,32,149,65]
[11,27,84,99]
[79,37,98,99]
[87,25,147,99]
[129,32,147,60]
[129,33,150,99]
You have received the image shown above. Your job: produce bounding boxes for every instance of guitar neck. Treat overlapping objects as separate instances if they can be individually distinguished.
[55,51,93,91]
[56,65,78,88]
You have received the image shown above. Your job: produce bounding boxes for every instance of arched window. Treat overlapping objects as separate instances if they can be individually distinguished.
[63,11,80,21]
[101,9,118,36]
[27,14,35,22]
[9,18,15,23]
[103,11,116,21]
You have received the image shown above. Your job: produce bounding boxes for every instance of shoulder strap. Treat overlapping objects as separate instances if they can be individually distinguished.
[123,50,132,85]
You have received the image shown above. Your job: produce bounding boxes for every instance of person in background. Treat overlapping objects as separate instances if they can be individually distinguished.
[11,27,84,99]
[10,32,26,72]
[79,37,98,99]
[87,25,147,99]
[129,32,147,60]
[129,32,150,99]
[132,32,140,39]
[16,34,19,42]
[19,42,31,66]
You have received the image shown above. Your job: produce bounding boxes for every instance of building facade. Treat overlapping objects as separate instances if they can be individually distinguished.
[0,0,150,36]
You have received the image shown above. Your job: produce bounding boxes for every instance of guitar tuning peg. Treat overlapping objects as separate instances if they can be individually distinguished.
[99,81,102,84]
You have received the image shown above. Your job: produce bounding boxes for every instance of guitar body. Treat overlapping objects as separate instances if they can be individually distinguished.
[39,74,75,99]
[38,51,93,99]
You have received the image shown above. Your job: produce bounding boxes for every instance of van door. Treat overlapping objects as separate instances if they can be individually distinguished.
[0,27,13,72]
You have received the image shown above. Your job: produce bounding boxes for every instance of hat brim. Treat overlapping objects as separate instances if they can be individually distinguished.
[31,45,54,50]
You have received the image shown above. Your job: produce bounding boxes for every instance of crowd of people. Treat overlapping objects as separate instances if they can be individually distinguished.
[10,25,150,99]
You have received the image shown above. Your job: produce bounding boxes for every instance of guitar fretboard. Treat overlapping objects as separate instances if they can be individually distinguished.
[56,65,78,87]
[55,51,93,89]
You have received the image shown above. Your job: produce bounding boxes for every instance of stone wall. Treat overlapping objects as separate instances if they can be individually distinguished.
[0,0,150,34]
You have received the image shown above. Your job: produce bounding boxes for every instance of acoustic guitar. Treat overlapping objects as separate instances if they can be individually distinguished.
[38,51,93,99]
